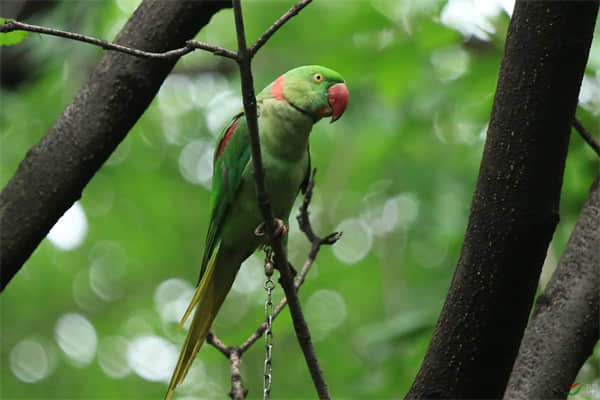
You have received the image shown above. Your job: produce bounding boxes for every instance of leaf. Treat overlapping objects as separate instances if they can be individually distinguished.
[0,18,29,46]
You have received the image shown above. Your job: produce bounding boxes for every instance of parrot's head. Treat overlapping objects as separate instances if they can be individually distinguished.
[270,65,349,123]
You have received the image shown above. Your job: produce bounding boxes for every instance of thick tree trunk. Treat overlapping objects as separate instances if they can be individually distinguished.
[0,0,230,291]
[504,173,600,400]
[405,1,599,398]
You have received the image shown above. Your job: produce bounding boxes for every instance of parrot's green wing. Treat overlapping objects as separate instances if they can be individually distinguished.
[198,112,251,282]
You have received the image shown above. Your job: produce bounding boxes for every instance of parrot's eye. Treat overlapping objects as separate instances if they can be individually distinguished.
[313,73,324,83]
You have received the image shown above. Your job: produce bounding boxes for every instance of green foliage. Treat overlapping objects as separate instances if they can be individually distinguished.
[0,1,598,399]
[0,18,29,46]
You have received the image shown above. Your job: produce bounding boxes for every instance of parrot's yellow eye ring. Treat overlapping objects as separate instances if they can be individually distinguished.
[313,73,324,83]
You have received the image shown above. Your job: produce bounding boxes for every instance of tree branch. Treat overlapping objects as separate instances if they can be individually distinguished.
[206,331,231,357]
[239,170,341,354]
[0,19,238,60]
[207,171,339,398]
[504,173,600,399]
[228,347,247,400]
[573,116,600,157]
[3,0,330,397]
[249,0,312,58]
[0,0,231,291]
[406,2,599,398]
[231,1,330,399]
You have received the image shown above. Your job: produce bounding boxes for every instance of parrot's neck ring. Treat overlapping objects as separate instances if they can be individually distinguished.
[288,101,317,122]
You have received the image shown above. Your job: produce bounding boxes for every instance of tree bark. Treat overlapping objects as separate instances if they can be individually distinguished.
[0,0,230,291]
[504,173,600,400]
[405,1,599,398]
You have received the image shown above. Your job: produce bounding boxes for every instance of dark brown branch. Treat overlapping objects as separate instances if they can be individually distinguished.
[504,173,600,399]
[249,0,312,58]
[297,169,343,259]
[406,2,599,398]
[0,19,238,60]
[0,0,231,291]
[208,170,338,399]
[239,170,340,354]
[231,1,330,399]
[573,116,600,157]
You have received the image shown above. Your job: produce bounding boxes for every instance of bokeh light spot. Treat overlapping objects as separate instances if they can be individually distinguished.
[231,254,263,294]
[124,315,155,337]
[127,335,178,382]
[88,241,128,301]
[394,193,419,227]
[440,0,512,41]
[154,278,195,324]
[55,313,98,367]
[206,91,242,135]
[177,362,207,394]
[579,73,600,116]
[47,202,88,251]
[304,290,347,341]
[213,290,250,329]
[332,218,373,264]
[10,339,51,383]
[72,268,105,312]
[430,46,469,82]
[98,336,131,379]
[179,139,214,188]
[158,74,197,117]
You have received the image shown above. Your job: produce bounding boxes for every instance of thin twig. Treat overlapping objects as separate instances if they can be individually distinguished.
[239,171,341,353]
[4,1,326,398]
[239,255,321,353]
[573,116,600,157]
[232,1,330,396]
[0,20,238,60]
[297,170,343,258]
[249,0,313,58]
[206,331,231,357]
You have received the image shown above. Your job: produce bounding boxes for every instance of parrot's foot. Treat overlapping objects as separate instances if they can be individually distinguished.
[254,218,288,238]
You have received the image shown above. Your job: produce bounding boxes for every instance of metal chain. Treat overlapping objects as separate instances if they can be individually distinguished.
[263,250,275,400]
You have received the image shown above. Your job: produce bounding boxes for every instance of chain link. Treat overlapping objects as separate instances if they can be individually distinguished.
[263,251,275,400]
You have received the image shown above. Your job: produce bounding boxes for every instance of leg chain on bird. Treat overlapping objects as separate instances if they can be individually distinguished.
[263,249,275,400]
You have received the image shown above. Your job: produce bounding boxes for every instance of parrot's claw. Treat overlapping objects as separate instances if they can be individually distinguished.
[254,219,288,238]
[273,218,289,237]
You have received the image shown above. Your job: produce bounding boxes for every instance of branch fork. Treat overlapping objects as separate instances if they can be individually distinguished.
[207,169,340,399]
[2,0,335,398]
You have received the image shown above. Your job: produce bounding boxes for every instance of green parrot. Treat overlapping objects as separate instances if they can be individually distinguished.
[165,65,348,399]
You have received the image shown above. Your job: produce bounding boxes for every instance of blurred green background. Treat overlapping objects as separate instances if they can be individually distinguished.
[1,0,599,399]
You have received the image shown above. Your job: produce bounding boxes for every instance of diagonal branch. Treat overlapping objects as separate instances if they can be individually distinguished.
[232,2,330,398]
[249,0,312,58]
[239,170,341,354]
[573,116,600,157]
[207,171,340,399]
[3,0,328,397]
[406,2,599,398]
[504,173,600,399]
[0,19,238,60]
[0,0,231,291]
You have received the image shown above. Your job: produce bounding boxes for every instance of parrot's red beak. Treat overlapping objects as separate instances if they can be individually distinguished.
[328,83,349,123]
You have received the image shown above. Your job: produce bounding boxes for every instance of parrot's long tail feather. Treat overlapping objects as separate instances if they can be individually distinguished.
[165,249,236,400]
